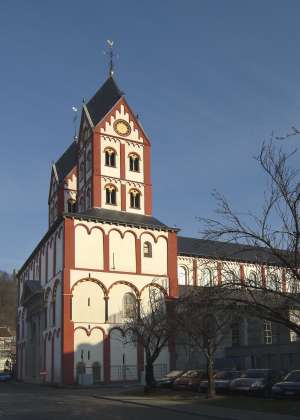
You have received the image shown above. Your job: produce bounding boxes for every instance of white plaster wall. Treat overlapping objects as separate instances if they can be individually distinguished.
[177,257,193,286]
[72,280,105,323]
[110,329,138,381]
[141,234,167,275]
[109,230,136,272]
[54,281,62,328]
[108,283,137,323]
[75,225,104,270]
[53,334,61,383]
[74,328,104,382]
[55,230,63,274]
[47,241,54,281]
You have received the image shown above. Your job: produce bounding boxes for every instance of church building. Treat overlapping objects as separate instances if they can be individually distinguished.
[17,73,298,385]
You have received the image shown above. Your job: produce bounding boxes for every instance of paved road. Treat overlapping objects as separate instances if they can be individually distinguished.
[0,382,216,420]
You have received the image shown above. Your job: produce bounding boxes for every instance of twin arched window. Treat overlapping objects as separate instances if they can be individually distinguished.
[129,153,140,172]
[67,199,76,213]
[105,185,117,205]
[248,271,259,287]
[143,241,152,258]
[105,148,116,167]
[267,273,281,291]
[123,292,137,318]
[130,189,141,209]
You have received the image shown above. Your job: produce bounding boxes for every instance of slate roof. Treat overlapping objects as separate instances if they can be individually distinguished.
[178,236,280,265]
[66,208,175,231]
[86,76,123,126]
[55,141,78,183]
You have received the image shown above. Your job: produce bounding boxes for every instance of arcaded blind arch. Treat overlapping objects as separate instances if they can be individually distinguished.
[247,270,259,287]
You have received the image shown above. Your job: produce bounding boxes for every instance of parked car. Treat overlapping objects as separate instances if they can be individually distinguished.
[0,372,12,382]
[173,370,206,391]
[156,370,185,388]
[199,370,242,394]
[272,370,300,398]
[230,369,281,397]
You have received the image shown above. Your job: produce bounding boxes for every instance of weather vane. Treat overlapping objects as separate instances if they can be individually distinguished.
[104,39,117,77]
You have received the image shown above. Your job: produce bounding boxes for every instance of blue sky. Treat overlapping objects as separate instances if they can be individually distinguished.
[0,1,300,272]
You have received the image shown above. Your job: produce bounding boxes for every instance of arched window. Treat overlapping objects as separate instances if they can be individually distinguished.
[86,150,92,171]
[105,185,117,205]
[202,268,213,287]
[143,241,152,258]
[123,292,137,318]
[178,265,188,286]
[105,148,116,167]
[223,270,236,284]
[67,199,76,213]
[130,189,141,209]
[129,153,140,172]
[86,188,91,208]
[248,271,259,288]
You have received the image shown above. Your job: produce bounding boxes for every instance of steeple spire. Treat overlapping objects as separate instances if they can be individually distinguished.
[106,39,115,77]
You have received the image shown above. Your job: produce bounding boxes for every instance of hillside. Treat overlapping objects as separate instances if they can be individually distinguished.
[0,271,17,331]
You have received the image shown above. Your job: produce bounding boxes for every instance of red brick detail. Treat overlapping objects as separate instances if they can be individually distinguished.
[168,232,178,297]
[144,144,152,215]
[92,130,101,207]
[103,233,109,271]
[261,266,266,288]
[62,218,75,385]
[103,333,110,384]
[120,143,125,179]
[239,264,245,285]
[217,261,222,285]
[121,184,126,211]
[136,238,141,274]
[193,259,198,286]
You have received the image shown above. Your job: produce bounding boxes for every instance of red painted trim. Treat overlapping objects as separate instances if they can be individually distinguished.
[120,143,125,179]
[108,280,139,297]
[92,130,101,207]
[167,232,178,297]
[70,266,167,277]
[62,218,75,385]
[140,282,167,296]
[135,238,141,274]
[121,184,126,211]
[193,259,197,286]
[217,261,222,285]
[71,277,108,296]
[239,264,245,284]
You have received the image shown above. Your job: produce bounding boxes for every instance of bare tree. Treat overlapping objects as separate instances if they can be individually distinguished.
[200,136,300,335]
[178,287,236,398]
[124,284,177,390]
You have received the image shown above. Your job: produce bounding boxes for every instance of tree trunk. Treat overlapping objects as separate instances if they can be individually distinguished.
[145,361,156,391]
[206,342,216,399]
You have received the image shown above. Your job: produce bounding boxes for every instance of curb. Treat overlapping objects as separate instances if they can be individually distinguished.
[92,394,236,420]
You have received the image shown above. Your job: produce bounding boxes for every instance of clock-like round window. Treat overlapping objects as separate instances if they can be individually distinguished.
[113,119,131,137]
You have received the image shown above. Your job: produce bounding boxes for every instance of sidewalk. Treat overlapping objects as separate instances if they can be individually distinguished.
[92,392,299,420]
